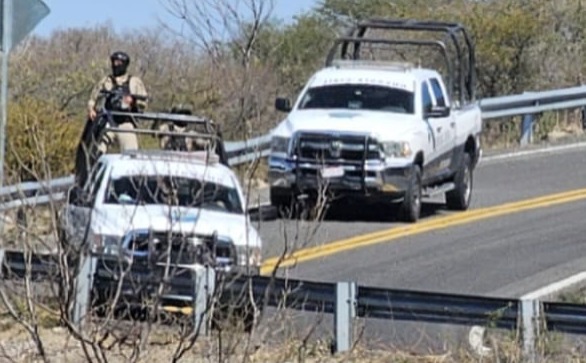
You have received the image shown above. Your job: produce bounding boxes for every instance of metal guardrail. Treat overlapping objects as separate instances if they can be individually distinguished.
[2,84,586,212]
[357,284,519,329]
[479,85,586,119]
[0,249,60,279]
[543,301,586,335]
[224,134,272,165]
[0,249,584,358]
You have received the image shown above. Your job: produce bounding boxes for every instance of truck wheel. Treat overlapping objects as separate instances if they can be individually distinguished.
[399,165,422,223]
[446,152,473,211]
[270,188,294,218]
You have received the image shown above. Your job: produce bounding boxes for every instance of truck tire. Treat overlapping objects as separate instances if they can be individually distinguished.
[399,164,422,223]
[446,152,473,210]
[270,188,294,218]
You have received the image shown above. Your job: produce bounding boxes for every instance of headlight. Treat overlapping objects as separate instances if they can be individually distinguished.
[381,141,412,158]
[271,136,290,154]
[235,245,262,267]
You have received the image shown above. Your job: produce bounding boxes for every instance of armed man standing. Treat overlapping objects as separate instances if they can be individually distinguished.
[86,51,149,153]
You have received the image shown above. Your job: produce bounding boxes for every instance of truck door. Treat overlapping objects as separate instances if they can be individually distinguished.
[427,77,456,174]
[64,161,107,246]
[421,81,439,166]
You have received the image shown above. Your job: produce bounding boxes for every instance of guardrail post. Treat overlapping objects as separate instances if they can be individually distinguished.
[519,91,538,147]
[520,114,534,146]
[334,281,356,354]
[193,264,215,336]
[520,298,541,363]
[72,254,96,328]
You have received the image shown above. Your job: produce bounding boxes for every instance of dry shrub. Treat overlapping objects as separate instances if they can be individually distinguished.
[5,96,83,183]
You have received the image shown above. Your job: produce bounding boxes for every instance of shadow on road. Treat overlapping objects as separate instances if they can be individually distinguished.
[320,200,448,223]
[255,199,450,224]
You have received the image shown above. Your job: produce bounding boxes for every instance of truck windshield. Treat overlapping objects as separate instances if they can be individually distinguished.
[298,84,414,114]
[103,174,243,214]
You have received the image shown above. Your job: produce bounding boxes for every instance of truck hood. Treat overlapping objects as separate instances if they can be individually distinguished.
[90,205,260,248]
[273,109,420,139]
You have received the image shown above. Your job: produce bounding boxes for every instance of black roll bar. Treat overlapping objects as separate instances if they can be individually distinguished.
[326,18,477,105]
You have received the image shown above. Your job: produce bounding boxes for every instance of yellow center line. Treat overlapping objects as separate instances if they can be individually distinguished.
[161,189,586,315]
[259,188,586,275]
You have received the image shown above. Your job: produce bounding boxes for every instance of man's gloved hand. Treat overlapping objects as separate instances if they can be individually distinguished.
[122,94,134,110]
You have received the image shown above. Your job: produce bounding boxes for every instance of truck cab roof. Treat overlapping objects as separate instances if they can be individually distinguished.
[99,149,223,165]
[95,150,239,189]
[308,60,444,92]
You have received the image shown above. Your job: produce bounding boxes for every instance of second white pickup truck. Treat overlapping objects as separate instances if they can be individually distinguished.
[268,18,483,222]
[61,110,264,277]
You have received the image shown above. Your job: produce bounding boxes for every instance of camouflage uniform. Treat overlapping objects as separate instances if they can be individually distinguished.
[158,122,211,151]
[87,51,148,153]
[157,107,211,152]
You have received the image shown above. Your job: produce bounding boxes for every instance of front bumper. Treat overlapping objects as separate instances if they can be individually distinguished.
[92,255,260,308]
[268,155,413,200]
[92,229,262,281]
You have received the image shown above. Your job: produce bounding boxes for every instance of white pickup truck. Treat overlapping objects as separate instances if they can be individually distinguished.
[58,149,263,276]
[268,18,482,222]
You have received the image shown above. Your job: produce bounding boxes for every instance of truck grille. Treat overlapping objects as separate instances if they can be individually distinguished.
[293,132,381,163]
[124,231,236,267]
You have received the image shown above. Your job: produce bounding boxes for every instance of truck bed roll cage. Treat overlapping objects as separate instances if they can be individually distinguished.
[325,18,477,105]
[107,110,229,162]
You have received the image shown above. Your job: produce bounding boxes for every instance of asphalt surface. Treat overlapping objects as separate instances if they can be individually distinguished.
[251,144,586,355]
[257,200,586,355]
[256,144,586,260]
[284,199,586,296]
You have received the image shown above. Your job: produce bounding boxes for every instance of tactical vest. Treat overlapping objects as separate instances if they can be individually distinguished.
[104,75,132,112]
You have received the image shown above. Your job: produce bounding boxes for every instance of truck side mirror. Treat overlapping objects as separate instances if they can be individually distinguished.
[68,185,90,207]
[275,97,292,113]
[67,186,82,206]
[425,105,450,118]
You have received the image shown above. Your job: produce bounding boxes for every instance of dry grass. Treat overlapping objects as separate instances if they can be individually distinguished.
[0,321,583,363]
[1,204,59,251]
[480,107,585,151]
[557,288,586,304]
[0,294,581,363]
[0,322,490,363]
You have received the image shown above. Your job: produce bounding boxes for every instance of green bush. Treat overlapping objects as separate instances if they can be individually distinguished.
[5,96,82,183]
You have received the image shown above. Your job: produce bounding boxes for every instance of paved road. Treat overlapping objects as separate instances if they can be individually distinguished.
[285,201,586,296]
[256,144,586,260]
[259,199,586,355]
[251,144,586,355]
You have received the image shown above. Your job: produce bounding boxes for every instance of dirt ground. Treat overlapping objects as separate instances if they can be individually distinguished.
[0,317,583,363]
[0,324,494,363]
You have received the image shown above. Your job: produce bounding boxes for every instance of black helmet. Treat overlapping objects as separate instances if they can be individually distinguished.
[170,105,192,127]
[170,106,193,115]
[110,51,130,77]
